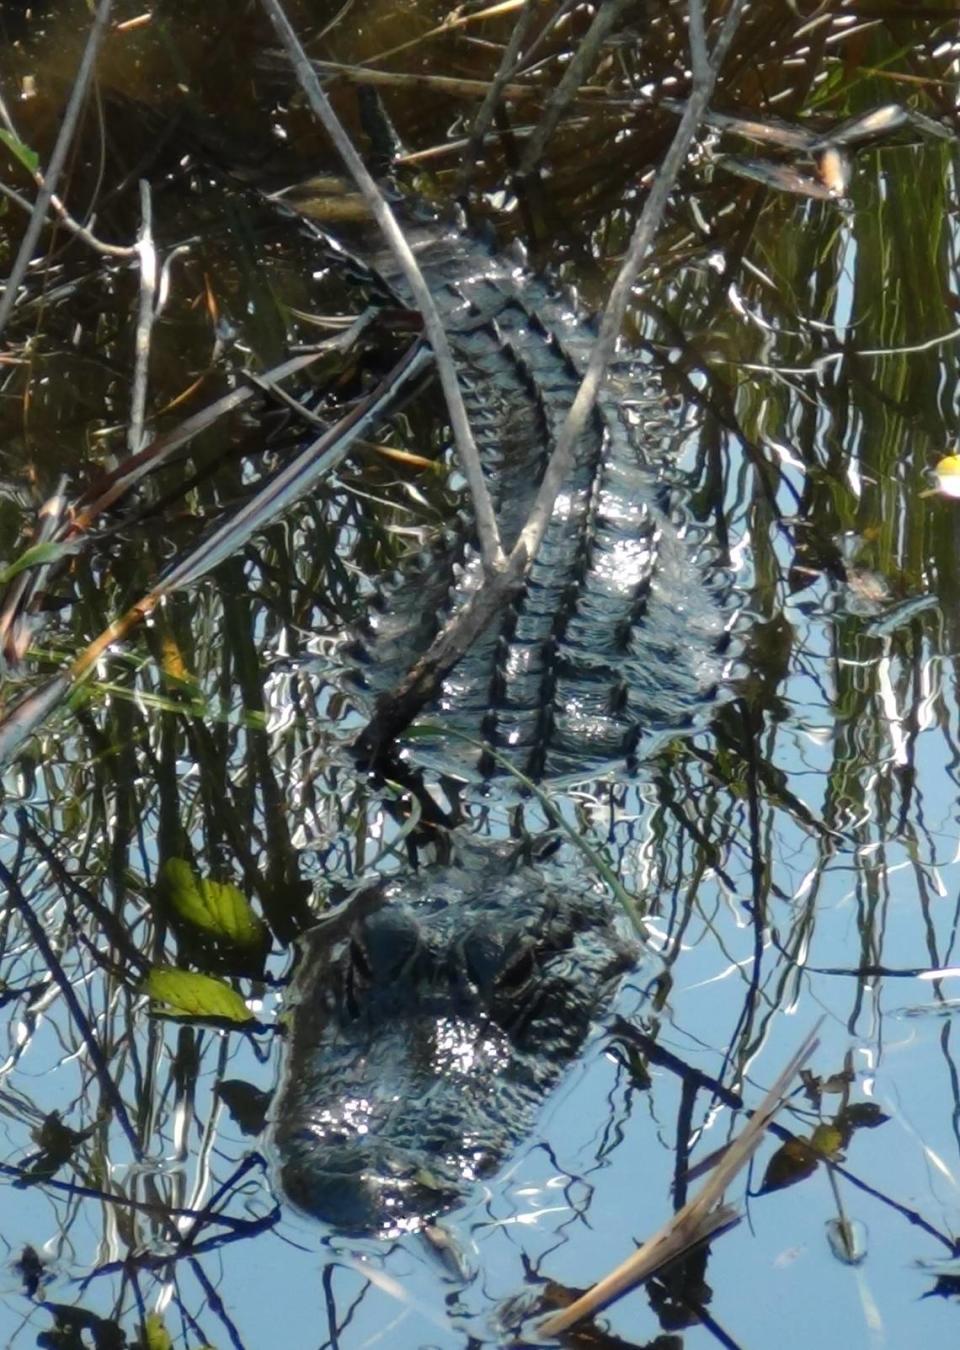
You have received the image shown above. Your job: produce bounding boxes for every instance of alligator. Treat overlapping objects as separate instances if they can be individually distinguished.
[269,195,732,1234]
[271,847,636,1236]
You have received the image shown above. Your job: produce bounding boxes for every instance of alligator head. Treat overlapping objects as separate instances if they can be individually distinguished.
[270,853,635,1236]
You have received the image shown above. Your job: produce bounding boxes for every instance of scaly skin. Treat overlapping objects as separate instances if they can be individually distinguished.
[332,206,732,782]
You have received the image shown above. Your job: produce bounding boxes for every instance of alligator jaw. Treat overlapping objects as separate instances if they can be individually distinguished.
[277,1133,460,1237]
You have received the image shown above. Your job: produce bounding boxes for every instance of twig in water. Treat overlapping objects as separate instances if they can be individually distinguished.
[129,181,157,454]
[0,845,142,1158]
[0,80,134,258]
[515,0,746,572]
[456,0,540,195]
[517,0,634,177]
[71,347,341,528]
[0,173,137,259]
[0,348,338,668]
[258,0,505,574]
[0,477,70,668]
[537,1021,822,1336]
[0,341,433,765]
[302,58,536,104]
[362,0,531,68]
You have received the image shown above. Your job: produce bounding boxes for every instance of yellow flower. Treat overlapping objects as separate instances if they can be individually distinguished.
[934,454,960,499]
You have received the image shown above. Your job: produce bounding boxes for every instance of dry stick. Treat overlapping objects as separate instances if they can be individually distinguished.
[0,1154,274,1231]
[0,175,137,259]
[456,0,540,195]
[516,0,634,177]
[0,0,114,342]
[357,0,747,757]
[539,1022,823,1337]
[259,0,504,575]
[129,180,157,454]
[306,59,537,103]
[362,0,530,67]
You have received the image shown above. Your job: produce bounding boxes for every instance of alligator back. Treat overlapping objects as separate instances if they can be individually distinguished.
[271,848,634,1235]
[334,206,733,782]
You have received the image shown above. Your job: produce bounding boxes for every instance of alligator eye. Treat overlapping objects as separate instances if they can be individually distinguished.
[348,932,373,982]
[494,937,536,995]
[460,925,506,994]
[354,908,423,984]
[460,922,540,1000]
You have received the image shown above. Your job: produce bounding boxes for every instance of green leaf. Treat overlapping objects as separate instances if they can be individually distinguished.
[809,1122,844,1158]
[760,1136,820,1193]
[144,966,253,1024]
[0,129,39,175]
[0,539,80,586]
[144,1312,173,1350]
[160,858,268,951]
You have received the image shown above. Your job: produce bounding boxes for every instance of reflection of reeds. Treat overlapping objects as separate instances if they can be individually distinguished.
[0,0,958,1343]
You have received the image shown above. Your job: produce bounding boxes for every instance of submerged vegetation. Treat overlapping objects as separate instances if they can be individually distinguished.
[0,1,959,1346]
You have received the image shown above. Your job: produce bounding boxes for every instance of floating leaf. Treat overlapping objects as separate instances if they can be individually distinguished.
[0,129,39,175]
[144,966,253,1024]
[17,1111,91,1184]
[809,1122,844,1158]
[144,1312,173,1350]
[760,1136,820,1193]
[160,858,268,951]
[762,1118,849,1193]
[215,1079,271,1136]
[838,1101,889,1130]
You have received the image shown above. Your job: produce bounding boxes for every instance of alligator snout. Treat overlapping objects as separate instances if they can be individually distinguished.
[278,1135,459,1235]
